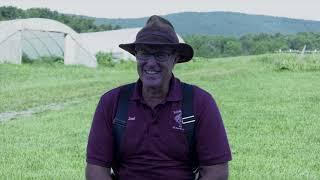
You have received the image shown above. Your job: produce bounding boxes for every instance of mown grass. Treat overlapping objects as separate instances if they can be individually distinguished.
[0,54,319,179]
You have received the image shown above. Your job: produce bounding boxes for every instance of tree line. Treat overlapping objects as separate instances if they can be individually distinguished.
[0,6,121,33]
[2,6,320,58]
[184,32,320,58]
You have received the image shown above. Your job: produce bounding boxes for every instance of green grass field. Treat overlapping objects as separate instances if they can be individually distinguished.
[1,54,319,179]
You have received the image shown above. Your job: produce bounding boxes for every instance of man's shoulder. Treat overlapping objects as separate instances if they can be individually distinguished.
[180,82,218,115]
[181,82,214,101]
[100,83,135,104]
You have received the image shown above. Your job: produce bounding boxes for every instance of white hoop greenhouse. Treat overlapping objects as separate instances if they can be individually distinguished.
[0,18,97,67]
[80,28,186,60]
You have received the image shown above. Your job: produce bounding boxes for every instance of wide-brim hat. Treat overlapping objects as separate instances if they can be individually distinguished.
[119,15,194,63]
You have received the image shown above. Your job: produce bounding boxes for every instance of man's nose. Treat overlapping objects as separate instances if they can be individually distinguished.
[145,55,158,65]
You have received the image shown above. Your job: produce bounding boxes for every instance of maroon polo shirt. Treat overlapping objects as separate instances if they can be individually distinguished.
[86,76,232,180]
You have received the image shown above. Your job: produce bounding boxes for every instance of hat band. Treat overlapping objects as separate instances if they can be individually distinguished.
[136,31,179,44]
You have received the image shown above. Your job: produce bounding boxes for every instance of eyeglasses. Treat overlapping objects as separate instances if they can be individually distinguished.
[135,51,174,62]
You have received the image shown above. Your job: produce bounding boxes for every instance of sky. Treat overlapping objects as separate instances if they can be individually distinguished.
[1,0,320,21]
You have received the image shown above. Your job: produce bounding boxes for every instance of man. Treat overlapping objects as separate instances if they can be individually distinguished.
[86,15,232,180]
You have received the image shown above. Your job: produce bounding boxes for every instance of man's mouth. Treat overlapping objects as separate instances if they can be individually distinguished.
[145,70,160,75]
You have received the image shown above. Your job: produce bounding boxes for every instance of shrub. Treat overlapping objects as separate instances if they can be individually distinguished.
[95,51,115,67]
[258,54,320,71]
[22,54,64,65]
[21,53,32,63]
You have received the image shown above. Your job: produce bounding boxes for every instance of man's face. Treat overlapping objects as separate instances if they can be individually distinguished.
[135,44,178,89]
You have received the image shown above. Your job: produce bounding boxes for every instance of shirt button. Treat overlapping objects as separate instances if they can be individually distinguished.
[151,113,156,118]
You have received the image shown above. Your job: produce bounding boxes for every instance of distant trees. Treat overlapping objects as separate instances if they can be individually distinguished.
[2,6,320,58]
[184,32,320,58]
[0,6,121,33]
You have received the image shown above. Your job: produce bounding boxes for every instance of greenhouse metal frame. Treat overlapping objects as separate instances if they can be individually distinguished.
[0,18,97,67]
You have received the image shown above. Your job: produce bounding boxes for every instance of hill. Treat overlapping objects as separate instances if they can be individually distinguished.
[2,7,320,36]
[93,11,320,36]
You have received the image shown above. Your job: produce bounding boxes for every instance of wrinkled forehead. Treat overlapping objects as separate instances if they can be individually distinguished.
[135,44,176,52]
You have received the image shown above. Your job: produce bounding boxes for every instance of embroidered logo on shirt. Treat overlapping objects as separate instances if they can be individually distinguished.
[128,116,136,121]
[172,110,184,130]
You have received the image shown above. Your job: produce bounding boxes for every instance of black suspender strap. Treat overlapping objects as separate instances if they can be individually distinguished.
[112,83,135,174]
[181,83,196,152]
[181,83,198,173]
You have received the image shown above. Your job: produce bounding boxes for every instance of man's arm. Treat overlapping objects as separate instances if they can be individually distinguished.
[198,162,229,180]
[193,87,232,180]
[85,163,112,180]
[86,91,120,180]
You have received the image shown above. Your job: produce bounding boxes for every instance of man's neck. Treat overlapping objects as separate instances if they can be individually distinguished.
[142,83,170,109]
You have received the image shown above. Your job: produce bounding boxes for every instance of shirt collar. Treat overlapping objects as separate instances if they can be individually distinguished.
[130,74,183,102]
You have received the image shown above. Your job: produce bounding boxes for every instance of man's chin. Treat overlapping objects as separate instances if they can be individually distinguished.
[141,79,162,88]
[143,82,162,89]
